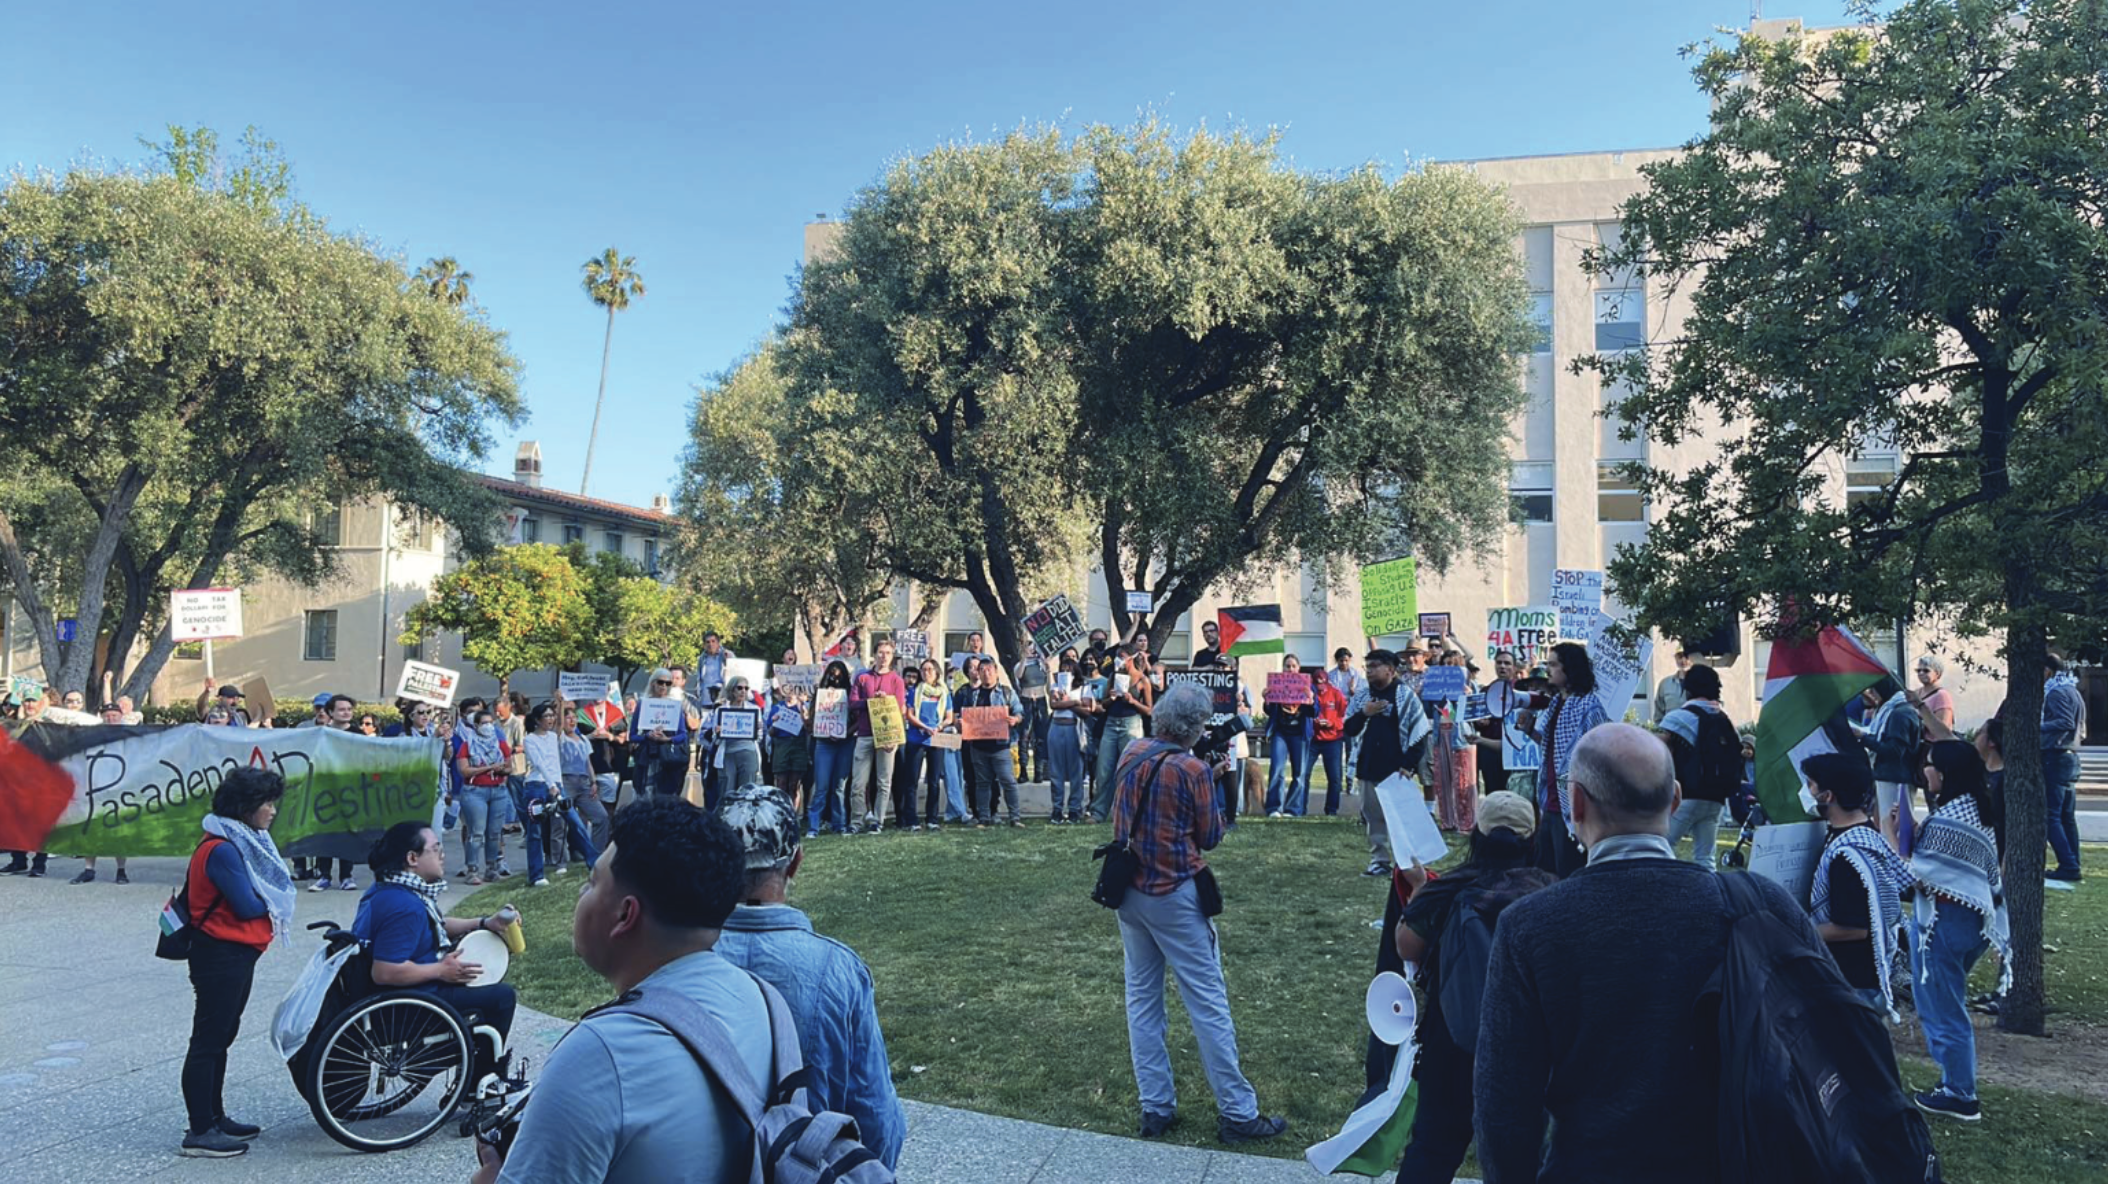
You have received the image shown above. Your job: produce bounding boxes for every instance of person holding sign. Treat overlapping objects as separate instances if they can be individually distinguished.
[704,676,765,812]
[903,657,967,828]
[1343,650,1434,878]
[766,678,813,813]
[636,669,702,800]
[806,661,857,837]
[1429,652,1480,833]
[848,640,908,834]
[1522,643,1610,876]
[959,658,1024,827]
[1262,656,1314,818]
[1088,645,1156,822]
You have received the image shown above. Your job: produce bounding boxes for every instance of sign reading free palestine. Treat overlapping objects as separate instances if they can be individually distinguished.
[24,725,443,860]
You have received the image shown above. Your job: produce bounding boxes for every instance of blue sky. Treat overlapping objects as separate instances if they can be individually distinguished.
[4,0,1855,510]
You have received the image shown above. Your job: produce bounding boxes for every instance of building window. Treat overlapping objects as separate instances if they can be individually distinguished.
[520,516,540,544]
[1598,462,1645,522]
[603,530,625,556]
[1527,292,1552,353]
[561,523,584,546]
[402,636,424,664]
[303,610,338,662]
[1846,453,1900,511]
[1594,288,1645,351]
[643,537,660,575]
[1510,461,1554,525]
[309,505,343,546]
[942,630,985,659]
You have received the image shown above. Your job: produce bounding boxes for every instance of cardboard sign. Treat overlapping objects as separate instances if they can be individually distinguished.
[960,706,1012,741]
[558,672,608,703]
[1486,605,1558,669]
[1581,610,1652,722]
[726,657,770,689]
[1553,569,1605,639]
[1748,821,1828,907]
[636,696,685,734]
[893,629,931,661]
[1125,591,1154,615]
[242,677,275,720]
[768,703,805,735]
[170,588,244,643]
[775,664,821,693]
[1359,557,1418,637]
[1420,665,1467,702]
[1417,612,1450,640]
[395,660,461,708]
[925,730,963,751]
[1264,672,1313,705]
[1022,594,1087,659]
[813,688,850,739]
[715,707,759,741]
[867,695,906,749]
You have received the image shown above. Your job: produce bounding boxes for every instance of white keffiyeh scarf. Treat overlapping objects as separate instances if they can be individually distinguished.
[1811,823,1911,1019]
[1909,795,2012,995]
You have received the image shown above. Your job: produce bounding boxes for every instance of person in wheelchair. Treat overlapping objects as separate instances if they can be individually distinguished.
[356,822,519,1074]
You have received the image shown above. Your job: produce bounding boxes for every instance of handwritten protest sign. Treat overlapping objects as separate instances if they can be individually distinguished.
[1418,612,1450,639]
[1264,672,1313,705]
[868,695,906,749]
[775,664,821,693]
[1581,610,1651,722]
[714,707,759,741]
[170,588,244,643]
[1486,605,1558,669]
[395,660,461,708]
[813,688,849,739]
[636,697,685,734]
[893,629,930,661]
[558,672,608,703]
[1359,558,1419,637]
[1023,594,1087,658]
[1420,664,1467,702]
[1748,821,1827,907]
[926,730,963,751]
[1125,591,1154,615]
[960,706,1012,741]
[1553,569,1605,639]
[768,703,804,735]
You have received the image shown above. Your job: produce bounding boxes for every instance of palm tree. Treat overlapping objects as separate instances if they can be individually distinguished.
[579,248,646,496]
[413,256,474,306]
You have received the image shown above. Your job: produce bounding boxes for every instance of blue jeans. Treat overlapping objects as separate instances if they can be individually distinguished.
[809,739,856,833]
[456,783,506,874]
[1091,715,1145,820]
[522,784,598,883]
[1911,896,1990,1100]
[2044,750,2082,874]
[504,775,527,828]
[1306,737,1340,808]
[1265,731,1309,815]
[1117,879,1261,1122]
[1665,798,1725,871]
[1048,721,1086,816]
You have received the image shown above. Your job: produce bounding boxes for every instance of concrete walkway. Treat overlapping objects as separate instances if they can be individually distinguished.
[1,853,1410,1182]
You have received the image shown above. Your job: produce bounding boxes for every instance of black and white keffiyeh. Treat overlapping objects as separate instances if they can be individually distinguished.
[1909,795,2012,995]
[1811,824,1911,1018]
[199,814,298,945]
[380,871,454,954]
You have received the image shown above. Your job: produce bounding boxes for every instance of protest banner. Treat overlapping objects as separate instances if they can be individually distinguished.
[1022,594,1087,658]
[714,707,759,741]
[395,660,461,708]
[557,672,608,703]
[1748,821,1828,907]
[1420,664,1467,702]
[960,706,1012,741]
[636,696,684,734]
[1581,610,1652,722]
[893,629,930,661]
[775,664,821,693]
[1358,558,1418,637]
[19,725,440,859]
[1264,672,1313,705]
[726,657,769,689]
[1485,605,1558,669]
[1552,568,1605,639]
[812,688,849,739]
[767,703,804,736]
[1417,612,1450,640]
[1125,591,1154,615]
[170,588,244,643]
[868,695,906,749]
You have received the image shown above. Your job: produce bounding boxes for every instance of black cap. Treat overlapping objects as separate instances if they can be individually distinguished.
[217,685,245,699]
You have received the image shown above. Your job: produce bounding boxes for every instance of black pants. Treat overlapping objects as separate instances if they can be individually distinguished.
[1396,1027,1476,1183]
[183,933,262,1134]
[650,748,689,796]
[1364,876,1408,1095]
[1534,810,1585,877]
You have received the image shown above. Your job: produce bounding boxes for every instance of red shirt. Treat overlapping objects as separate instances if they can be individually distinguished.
[1313,679,1349,742]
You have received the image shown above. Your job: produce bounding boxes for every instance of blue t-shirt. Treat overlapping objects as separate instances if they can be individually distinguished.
[352,883,443,966]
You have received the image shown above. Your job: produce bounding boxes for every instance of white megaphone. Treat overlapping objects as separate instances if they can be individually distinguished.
[1364,970,1417,1046]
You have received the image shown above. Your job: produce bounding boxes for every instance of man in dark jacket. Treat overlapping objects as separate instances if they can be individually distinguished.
[1473,723,1823,1183]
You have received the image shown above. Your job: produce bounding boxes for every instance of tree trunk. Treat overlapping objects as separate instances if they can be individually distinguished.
[53,465,150,694]
[1996,604,2049,1037]
[580,307,617,496]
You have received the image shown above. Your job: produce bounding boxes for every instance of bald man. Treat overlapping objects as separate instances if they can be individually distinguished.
[1472,724,1826,1183]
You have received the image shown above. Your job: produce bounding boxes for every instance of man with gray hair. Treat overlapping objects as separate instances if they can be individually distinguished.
[1107,681,1286,1146]
[1473,723,1823,1183]
[713,784,906,1170]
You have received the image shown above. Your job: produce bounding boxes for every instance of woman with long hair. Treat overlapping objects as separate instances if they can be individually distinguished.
[807,659,858,836]
[903,657,965,829]
[1889,739,2008,1122]
[1307,666,1351,816]
[1263,654,1314,817]
[1526,642,1608,875]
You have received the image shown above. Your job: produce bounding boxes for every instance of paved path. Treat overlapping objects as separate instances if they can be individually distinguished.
[1,853,1409,1181]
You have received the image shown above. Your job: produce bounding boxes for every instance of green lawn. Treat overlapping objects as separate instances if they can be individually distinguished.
[462,817,2108,1182]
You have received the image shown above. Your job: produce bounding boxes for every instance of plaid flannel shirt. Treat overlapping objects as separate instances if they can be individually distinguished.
[1109,737,1223,896]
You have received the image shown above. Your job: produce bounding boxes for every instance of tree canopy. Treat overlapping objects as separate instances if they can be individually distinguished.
[403,544,592,689]
[0,132,521,699]
[1581,0,2108,1035]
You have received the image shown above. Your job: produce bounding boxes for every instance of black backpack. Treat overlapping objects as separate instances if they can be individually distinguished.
[1433,867,1554,1052]
[1701,873,1941,1184]
[1685,707,1746,801]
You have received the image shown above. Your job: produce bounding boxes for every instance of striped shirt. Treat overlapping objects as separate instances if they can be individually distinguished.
[1536,692,1610,817]
[1109,738,1224,896]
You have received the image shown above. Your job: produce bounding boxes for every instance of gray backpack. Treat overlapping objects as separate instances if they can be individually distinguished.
[589,974,894,1184]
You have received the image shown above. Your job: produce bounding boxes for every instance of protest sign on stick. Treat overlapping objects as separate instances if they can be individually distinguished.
[170,588,244,642]
[1485,606,1558,669]
[1417,612,1450,640]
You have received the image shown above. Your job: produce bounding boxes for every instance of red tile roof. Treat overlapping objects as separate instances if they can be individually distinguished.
[475,474,675,528]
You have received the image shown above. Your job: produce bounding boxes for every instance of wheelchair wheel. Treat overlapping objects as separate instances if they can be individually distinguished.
[304,990,473,1152]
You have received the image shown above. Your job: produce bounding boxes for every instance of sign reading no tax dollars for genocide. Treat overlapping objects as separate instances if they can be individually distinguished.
[170,588,244,643]
[20,724,442,859]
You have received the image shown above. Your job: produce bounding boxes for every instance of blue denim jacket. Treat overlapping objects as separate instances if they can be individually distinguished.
[714,904,905,1170]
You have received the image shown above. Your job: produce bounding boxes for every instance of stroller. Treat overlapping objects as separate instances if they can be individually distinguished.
[1720,797,1768,870]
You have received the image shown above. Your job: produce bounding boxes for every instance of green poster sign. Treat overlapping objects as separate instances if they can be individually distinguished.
[1360,557,1419,638]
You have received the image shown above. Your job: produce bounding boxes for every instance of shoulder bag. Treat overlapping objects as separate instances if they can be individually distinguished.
[1090,753,1171,910]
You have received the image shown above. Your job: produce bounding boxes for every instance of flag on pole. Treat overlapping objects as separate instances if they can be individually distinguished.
[1217,605,1284,658]
[1755,625,1888,823]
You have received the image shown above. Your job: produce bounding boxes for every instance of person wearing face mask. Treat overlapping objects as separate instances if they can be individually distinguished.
[1799,752,1911,1018]
[452,707,514,885]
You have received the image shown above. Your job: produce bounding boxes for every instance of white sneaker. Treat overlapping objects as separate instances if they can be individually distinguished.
[551,867,568,877]
[336,877,357,890]
[308,878,333,892]
[532,878,550,888]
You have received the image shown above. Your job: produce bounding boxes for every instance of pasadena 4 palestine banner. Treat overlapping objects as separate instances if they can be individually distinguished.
[8,723,443,860]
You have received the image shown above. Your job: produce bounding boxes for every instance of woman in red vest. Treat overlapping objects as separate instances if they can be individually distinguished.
[179,767,297,1159]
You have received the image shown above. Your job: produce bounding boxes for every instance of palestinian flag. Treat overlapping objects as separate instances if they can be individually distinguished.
[1755,625,1887,823]
[0,725,89,853]
[1217,605,1284,658]
[1306,1038,1420,1175]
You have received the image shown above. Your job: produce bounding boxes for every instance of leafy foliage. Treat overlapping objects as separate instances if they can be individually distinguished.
[402,544,592,685]
[565,543,736,689]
